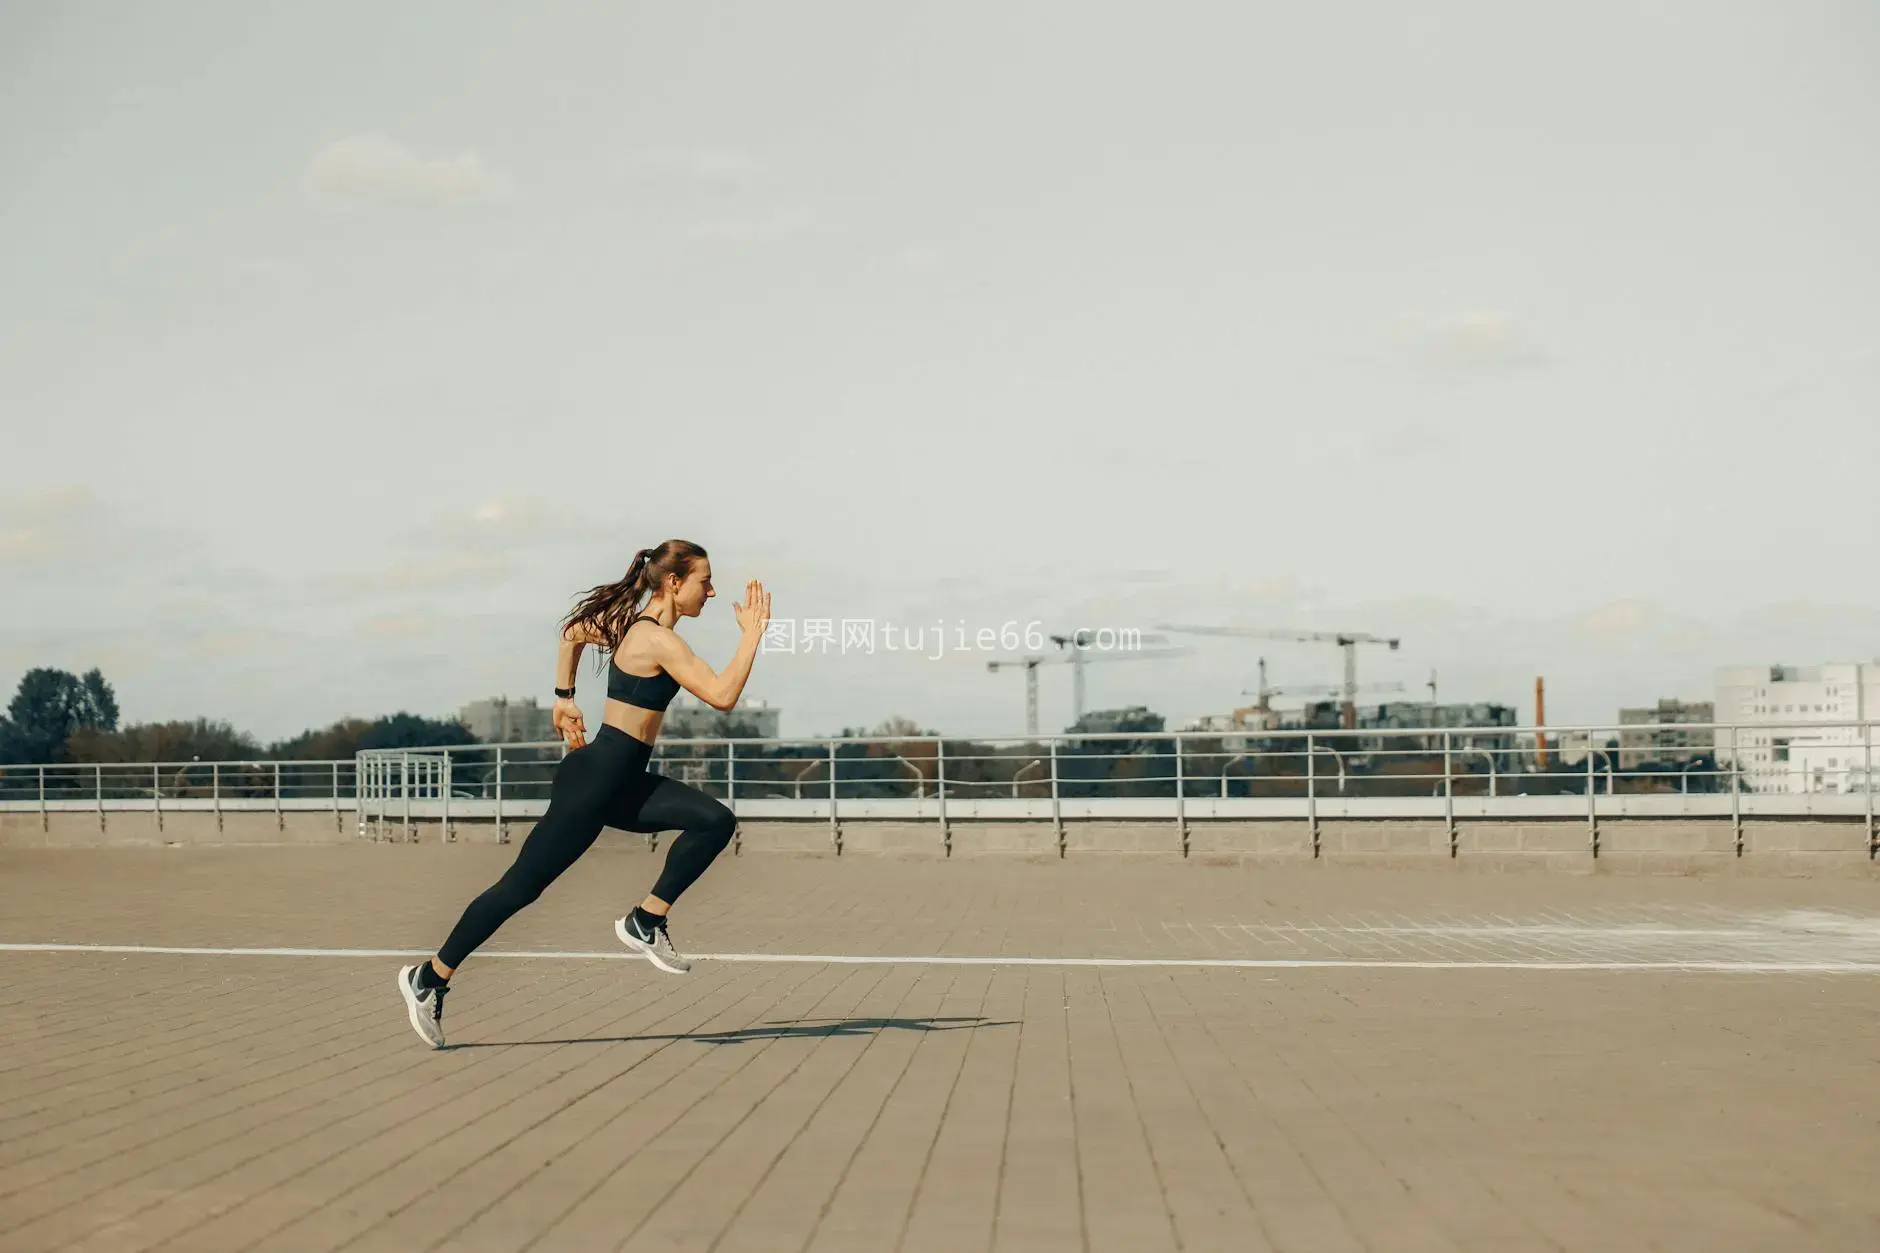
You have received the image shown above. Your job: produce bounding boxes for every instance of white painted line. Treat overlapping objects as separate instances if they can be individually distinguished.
[0,941,1875,974]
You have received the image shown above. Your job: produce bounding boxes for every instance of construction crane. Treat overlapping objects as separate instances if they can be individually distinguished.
[986,633,1190,736]
[1245,657,1404,707]
[1158,624,1402,730]
[1046,629,1183,723]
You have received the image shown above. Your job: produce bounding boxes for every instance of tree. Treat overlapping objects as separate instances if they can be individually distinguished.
[79,669,119,735]
[266,718,377,761]
[1,667,120,763]
[67,719,262,764]
[356,713,479,752]
[262,713,479,760]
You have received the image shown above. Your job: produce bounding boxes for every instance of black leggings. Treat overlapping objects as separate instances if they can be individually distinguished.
[435,725,735,969]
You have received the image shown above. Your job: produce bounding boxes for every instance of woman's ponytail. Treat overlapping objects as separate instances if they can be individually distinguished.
[561,540,708,654]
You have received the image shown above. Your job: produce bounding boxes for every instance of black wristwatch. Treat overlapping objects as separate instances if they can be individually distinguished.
[554,686,575,699]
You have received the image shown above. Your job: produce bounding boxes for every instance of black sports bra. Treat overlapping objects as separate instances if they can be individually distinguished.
[607,616,681,712]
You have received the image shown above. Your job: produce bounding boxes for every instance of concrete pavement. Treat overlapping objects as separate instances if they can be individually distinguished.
[1,845,1877,1252]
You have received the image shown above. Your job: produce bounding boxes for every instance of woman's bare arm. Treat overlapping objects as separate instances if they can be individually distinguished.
[649,580,771,712]
[651,628,762,712]
[553,620,605,748]
[558,620,605,691]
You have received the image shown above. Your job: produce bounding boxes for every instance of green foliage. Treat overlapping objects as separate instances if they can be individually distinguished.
[268,713,479,759]
[67,719,263,764]
[356,713,479,752]
[1,665,483,764]
[0,667,120,764]
[265,718,378,761]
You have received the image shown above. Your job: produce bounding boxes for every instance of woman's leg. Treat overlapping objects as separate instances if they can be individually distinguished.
[609,775,736,973]
[398,736,648,1048]
[432,746,623,973]
[635,776,738,912]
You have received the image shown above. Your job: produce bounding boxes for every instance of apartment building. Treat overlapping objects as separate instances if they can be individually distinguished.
[1713,663,1879,793]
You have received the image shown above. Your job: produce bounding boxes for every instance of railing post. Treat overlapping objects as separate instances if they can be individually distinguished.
[401,752,413,842]
[153,763,162,833]
[38,765,46,832]
[1864,722,1874,859]
[494,747,507,844]
[330,761,340,833]
[1443,731,1456,858]
[1730,724,1743,856]
[213,762,222,831]
[1306,733,1320,857]
[937,738,950,857]
[441,751,454,843]
[1050,738,1064,858]
[1586,738,1597,858]
[1174,733,1188,857]
[726,741,740,855]
[828,740,840,854]
[96,763,104,832]
[273,761,283,831]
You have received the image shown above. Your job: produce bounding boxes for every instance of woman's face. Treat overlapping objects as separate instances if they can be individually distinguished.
[672,559,715,617]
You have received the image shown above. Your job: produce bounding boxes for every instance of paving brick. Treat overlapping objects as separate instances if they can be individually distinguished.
[2,847,1879,1252]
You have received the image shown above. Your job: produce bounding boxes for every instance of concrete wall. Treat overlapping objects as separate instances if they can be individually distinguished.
[4,808,1874,876]
[0,807,355,849]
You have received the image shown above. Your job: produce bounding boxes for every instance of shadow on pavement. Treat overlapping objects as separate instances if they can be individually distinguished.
[444,1015,1016,1050]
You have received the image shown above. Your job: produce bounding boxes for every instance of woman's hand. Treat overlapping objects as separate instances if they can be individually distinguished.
[552,697,587,750]
[733,579,771,639]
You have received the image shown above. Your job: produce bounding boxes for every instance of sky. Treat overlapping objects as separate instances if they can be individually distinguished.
[3,1,1878,744]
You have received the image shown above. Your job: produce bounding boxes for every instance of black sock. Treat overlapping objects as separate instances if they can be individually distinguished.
[415,959,447,989]
[632,906,665,932]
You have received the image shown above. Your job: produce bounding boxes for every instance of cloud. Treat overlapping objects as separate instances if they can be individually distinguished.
[465,495,568,532]
[608,146,806,244]
[424,494,593,550]
[1369,423,1460,460]
[300,135,517,208]
[894,243,945,274]
[685,208,810,243]
[312,496,606,603]
[363,614,432,639]
[617,146,768,188]
[333,551,513,596]
[230,257,310,290]
[0,485,92,516]
[188,632,275,657]
[1396,309,1555,372]
[0,485,101,566]
[0,527,48,561]
[1571,598,1656,640]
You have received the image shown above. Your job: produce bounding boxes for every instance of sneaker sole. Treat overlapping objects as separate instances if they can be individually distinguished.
[615,917,691,975]
[396,965,444,1048]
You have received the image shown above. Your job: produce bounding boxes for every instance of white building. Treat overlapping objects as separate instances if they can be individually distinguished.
[1181,705,1281,752]
[1712,663,1880,793]
[660,695,781,739]
[1617,699,1715,768]
[458,696,555,744]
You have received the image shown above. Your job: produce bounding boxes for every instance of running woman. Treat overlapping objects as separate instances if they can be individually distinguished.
[398,540,770,1048]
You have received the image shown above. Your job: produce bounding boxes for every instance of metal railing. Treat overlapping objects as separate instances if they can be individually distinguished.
[5,720,1876,856]
[340,718,1879,844]
[0,759,356,830]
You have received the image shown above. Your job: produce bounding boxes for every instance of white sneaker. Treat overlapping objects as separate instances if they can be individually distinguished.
[616,912,692,974]
[397,963,449,1048]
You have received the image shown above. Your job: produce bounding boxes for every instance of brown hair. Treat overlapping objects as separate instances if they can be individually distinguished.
[562,539,709,653]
